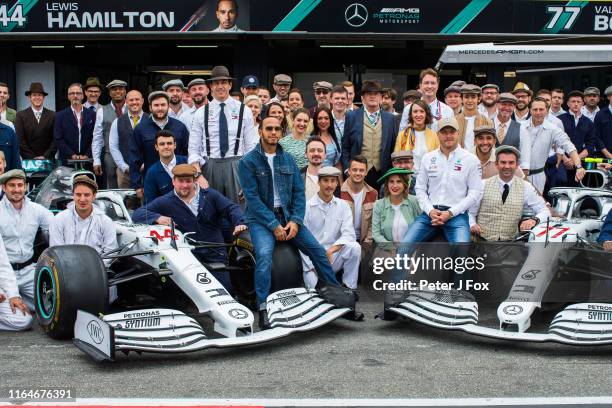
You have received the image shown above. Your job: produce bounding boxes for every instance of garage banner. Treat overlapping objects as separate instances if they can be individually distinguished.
[0,0,610,34]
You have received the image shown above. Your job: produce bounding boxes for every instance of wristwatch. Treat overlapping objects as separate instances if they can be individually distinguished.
[576,164,584,170]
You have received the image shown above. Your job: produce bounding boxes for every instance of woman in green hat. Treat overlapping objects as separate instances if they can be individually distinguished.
[371,168,421,243]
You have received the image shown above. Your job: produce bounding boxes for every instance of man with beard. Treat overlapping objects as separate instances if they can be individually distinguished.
[478,84,499,120]
[581,87,600,122]
[269,74,292,104]
[92,79,128,189]
[470,145,549,240]
[163,79,190,120]
[109,90,148,188]
[340,155,378,243]
[0,169,54,311]
[188,66,257,204]
[301,137,326,200]
[129,91,189,199]
[455,84,493,152]
[399,68,453,133]
[179,78,209,130]
[511,82,532,124]
[494,92,531,171]
[472,126,523,179]
[309,81,332,117]
[330,86,348,145]
[524,98,584,193]
[53,83,96,166]
[0,82,16,125]
[133,164,246,291]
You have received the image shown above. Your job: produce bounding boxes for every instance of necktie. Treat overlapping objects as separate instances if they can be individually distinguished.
[498,123,506,143]
[131,115,139,128]
[114,103,124,117]
[502,184,509,204]
[88,105,96,112]
[219,102,229,157]
[35,111,41,123]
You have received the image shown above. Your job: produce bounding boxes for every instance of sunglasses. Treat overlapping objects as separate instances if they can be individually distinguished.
[315,89,330,95]
[264,126,282,132]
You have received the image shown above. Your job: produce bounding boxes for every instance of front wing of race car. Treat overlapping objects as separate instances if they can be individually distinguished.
[386,289,612,346]
[74,288,351,362]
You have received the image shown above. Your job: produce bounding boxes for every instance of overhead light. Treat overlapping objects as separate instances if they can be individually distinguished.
[74,45,85,48]
[504,71,516,78]
[151,69,212,76]
[320,44,374,48]
[475,72,487,78]
[177,45,218,48]
[31,45,64,49]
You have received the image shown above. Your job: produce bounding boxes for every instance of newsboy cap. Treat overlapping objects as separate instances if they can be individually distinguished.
[148,91,170,104]
[473,126,496,138]
[72,175,98,193]
[172,164,197,178]
[460,84,482,95]
[162,79,185,91]
[318,166,341,178]
[106,79,128,89]
[273,74,292,85]
[187,78,207,89]
[391,150,414,160]
[498,92,518,104]
[0,169,26,184]
[584,86,600,96]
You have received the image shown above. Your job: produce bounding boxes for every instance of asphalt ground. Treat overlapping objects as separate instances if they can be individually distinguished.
[2,293,612,404]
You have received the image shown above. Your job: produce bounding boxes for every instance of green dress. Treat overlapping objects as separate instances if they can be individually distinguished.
[279,134,308,169]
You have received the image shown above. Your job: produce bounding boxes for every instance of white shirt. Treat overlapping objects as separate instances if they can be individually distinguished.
[416,146,484,217]
[92,102,128,166]
[265,152,282,207]
[391,204,409,242]
[168,102,190,120]
[31,106,43,119]
[547,113,564,130]
[161,156,177,179]
[84,101,101,112]
[0,197,54,264]
[349,189,364,240]
[109,111,144,172]
[412,129,428,171]
[569,111,583,127]
[0,238,19,299]
[581,105,600,122]
[49,203,117,255]
[493,116,531,169]
[212,25,242,32]
[463,115,476,152]
[302,194,356,271]
[468,176,550,226]
[188,97,257,165]
[514,110,530,124]
[399,98,454,133]
[478,104,497,120]
[178,105,199,131]
[550,107,566,117]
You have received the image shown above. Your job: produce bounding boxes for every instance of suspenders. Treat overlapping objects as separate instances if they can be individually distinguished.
[203,102,246,158]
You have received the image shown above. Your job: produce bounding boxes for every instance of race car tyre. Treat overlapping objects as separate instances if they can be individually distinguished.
[270,242,303,293]
[35,245,108,339]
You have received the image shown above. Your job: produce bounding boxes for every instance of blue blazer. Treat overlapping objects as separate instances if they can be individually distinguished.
[53,106,96,163]
[341,108,397,173]
[598,209,612,243]
[132,188,245,263]
[142,155,187,205]
[0,123,21,170]
[129,116,189,189]
[558,113,596,155]
[594,108,612,154]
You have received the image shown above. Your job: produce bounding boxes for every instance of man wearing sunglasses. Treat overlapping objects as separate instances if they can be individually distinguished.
[238,116,341,329]
[309,81,332,117]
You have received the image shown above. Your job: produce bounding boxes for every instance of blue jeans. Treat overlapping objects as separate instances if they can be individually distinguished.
[249,213,339,306]
[392,212,471,284]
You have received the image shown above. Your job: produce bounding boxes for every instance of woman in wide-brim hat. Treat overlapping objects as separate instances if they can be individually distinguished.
[371,168,421,244]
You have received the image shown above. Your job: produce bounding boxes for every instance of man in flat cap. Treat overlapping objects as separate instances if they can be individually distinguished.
[14,82,55,161]
[109,90,147,188]
[472,126,524,180]
[92,79,128,189]
[444,84,462,115]
[83,77,102,113]
[269,74,292,104]
[179,78,210,130]
[478,83,499,120]
[54,83,96,166]
[557,90,597,187]
[188,65,258,205]
[511,82,533,124]
[133,163,247,291]
[309,81,333,117]
[582,87,600,122]
[403,90,421,108]
[163,79,189,120]
[593,85,612,159]
[342,80,398,188]
[129,91,189,199]
[0,168,53,312]
[493,92,531,171]
[49,175,117,255]
[455,84,493,152]
[302,166,361,293]
[469,145,549,241]
[388,150,416,195]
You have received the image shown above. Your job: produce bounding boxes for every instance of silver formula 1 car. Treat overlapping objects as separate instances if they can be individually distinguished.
[32,166,355,362]
[383,168,612,345]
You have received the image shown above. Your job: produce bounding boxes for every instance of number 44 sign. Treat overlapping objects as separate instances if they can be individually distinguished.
[0,4,26,28]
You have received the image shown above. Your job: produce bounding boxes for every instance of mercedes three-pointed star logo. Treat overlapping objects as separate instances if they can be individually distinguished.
[503,305,524,315]
[345,3,368,28]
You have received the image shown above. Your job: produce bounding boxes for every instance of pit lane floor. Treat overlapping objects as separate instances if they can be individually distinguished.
[2,296,612,402]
